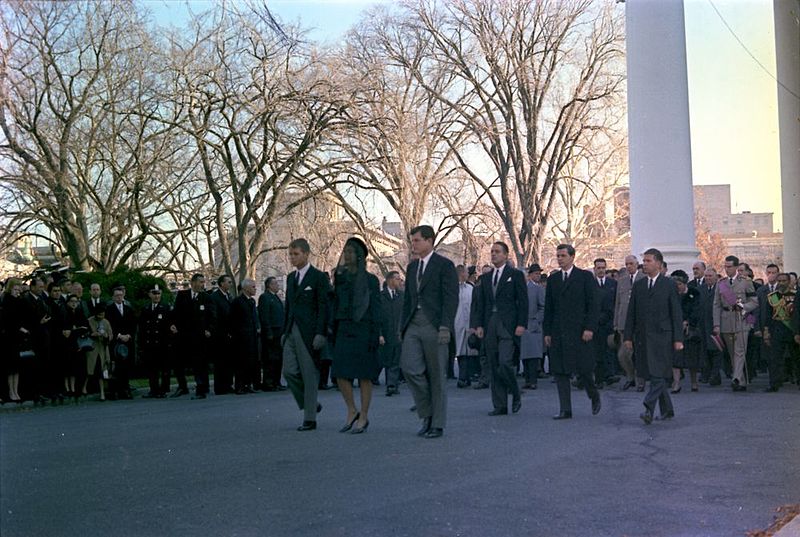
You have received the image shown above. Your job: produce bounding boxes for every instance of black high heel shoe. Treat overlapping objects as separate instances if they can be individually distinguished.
[351,420,369,434]
[339,412,360,433]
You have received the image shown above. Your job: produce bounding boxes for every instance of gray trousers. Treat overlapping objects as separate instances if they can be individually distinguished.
[400,311,448,429]
[282,324,319,422]
[643,376,674,416]
[485,315,520,410]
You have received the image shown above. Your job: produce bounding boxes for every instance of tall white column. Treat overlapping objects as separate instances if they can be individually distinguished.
[774,0,800,272]
[625,0,698,272]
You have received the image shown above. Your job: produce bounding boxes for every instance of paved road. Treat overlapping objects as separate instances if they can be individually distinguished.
[2,376,799,537]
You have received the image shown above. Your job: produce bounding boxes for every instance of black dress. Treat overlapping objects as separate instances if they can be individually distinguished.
[673,287,705,370]
[331,271,382,380]
[0,294,26,376]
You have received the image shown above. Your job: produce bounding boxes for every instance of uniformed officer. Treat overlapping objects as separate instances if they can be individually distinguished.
[139,285,172,398]
[761,273,797,392]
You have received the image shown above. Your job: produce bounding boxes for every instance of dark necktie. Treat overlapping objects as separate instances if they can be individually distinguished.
[648,278,654,290]
[493,269,500,292]
[630,274,634,286]
[417,260,425,287]
[562,271,567,282]
[296,271,301,286]
[729,278,734,286]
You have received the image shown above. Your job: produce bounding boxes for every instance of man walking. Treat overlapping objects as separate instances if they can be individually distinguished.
[624,248,683,424]
[520,264,545,390]
[258,276,285,391]
[593,258,618,388]
[472,242,528,416]
[761,272,797,392]
[283,239,330,431]
[543,244,601,419]
[400,225,458,438]
[379,271,404,396]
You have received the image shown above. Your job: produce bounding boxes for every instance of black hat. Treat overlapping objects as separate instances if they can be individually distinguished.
[345,237,368,259]
[528,263,543,274]
[467,265,477,276]
[148,284,162,294]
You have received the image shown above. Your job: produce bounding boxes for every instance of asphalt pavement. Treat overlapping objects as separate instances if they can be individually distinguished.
[1,374,799,537]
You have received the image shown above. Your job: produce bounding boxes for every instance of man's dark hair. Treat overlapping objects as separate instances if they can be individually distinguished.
[766,263,780,272]
[112,285,125,293]
[643,248,664,264]
[409,225,436,242]
[47,282,60,293]
[725,255,740,266]
[288,238,310,253]
[593,258,606,266]
[556,244,576,257]
[671,269,689,282]
[493,242,509,254]
[385,271,399,281]
[663,261,668,270]
[789,272,798,279]
[218,274,233,286]
[264,276,276,288]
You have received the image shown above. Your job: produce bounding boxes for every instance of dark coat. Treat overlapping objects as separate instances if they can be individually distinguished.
[623,275,683,379]
[596,277,617,335]
[283,265,330,356]
[208,289,232,339]
[379,288,404,347]
[543,267,600,375]
[257,291,284,338]
[173,289,215,341]
[106,301,137,359]
[470,263,528,335]
[230,294,260,361]
[137,303,172,351]
[401,252,459,335]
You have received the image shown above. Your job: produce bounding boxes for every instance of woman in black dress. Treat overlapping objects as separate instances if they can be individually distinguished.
[331,237,382,434]
[671,271,705,393]
[61,294,90,401]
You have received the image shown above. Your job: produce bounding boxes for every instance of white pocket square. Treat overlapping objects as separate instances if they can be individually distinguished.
[303,286,313,291]
[506,277,512,282]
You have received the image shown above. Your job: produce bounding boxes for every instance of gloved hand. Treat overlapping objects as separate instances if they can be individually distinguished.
[312,334,327,351]
[437,328,450,345]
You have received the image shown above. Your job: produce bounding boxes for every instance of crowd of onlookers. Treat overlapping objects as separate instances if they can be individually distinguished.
[0,253,797,408]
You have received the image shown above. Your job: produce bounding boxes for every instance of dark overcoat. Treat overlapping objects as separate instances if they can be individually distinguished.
[623,275,683,379]
[542,267,600,375]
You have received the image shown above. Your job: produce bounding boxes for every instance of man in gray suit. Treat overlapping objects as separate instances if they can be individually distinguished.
[613,255,645,390]
[400,225,458,439]
[713,255,758,391]
[520,264,546,389]
[624,248,684,424]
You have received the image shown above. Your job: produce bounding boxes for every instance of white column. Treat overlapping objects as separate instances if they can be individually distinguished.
[625,0,698,273]
[774,0,800,272]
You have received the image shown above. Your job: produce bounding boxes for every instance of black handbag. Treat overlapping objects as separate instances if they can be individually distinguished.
[77,336,94,352]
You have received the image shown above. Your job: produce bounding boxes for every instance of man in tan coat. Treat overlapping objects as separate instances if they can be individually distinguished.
[613,255,645,390]
[713,255,758,391]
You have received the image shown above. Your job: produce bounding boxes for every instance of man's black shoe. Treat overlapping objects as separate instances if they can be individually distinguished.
[472,382,489,390]
[417,417,432,437]
[512,399,522,413]
[655,411,675,420]
[640,410,653,425]
[316,403,322,413]
[732,384,747,392]
[764,386,780,393]
[297,421,316,431]
[424,428,443,439]
[170,388,189,398]
[191,393,207,400]
[488,409,508,416]
[552,411,572,420]
[591,395,601,415]
[456,380,471,388]
[622,380,636,391]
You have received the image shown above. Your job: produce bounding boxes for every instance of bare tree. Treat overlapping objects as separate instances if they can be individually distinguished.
[0,0,188,271]
[399,0,626,268]
[166,4,350,282]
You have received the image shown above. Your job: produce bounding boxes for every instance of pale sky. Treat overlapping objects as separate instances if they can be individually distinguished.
[146,0,784,231]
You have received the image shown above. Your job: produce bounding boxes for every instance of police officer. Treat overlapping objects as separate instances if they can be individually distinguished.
[139,285,172,398]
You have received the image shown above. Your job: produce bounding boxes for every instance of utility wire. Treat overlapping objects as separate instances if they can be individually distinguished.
[707,0,800,101]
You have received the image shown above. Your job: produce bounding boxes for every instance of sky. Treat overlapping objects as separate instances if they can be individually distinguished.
[145,0,785,231]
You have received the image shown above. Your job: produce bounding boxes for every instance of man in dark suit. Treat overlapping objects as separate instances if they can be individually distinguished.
[282,238,330,431]
[761,272,796,392]
[138,286,172,398]
[543,244,601,420]
[171,274,215,399]
[593,258,619,387]
[623,248,684,424]
[231,279,260,394]
[379,271,404,396]
[209,275,234,395]
[689,261,707,289]
[106,285,137,400]
[25,277,53,402]
[472,241,528,415]
[258,276,286,391]
[400,225,459,439]
[700,268,723,385]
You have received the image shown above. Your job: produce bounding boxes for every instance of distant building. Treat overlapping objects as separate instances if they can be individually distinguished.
[693,185,773,236]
